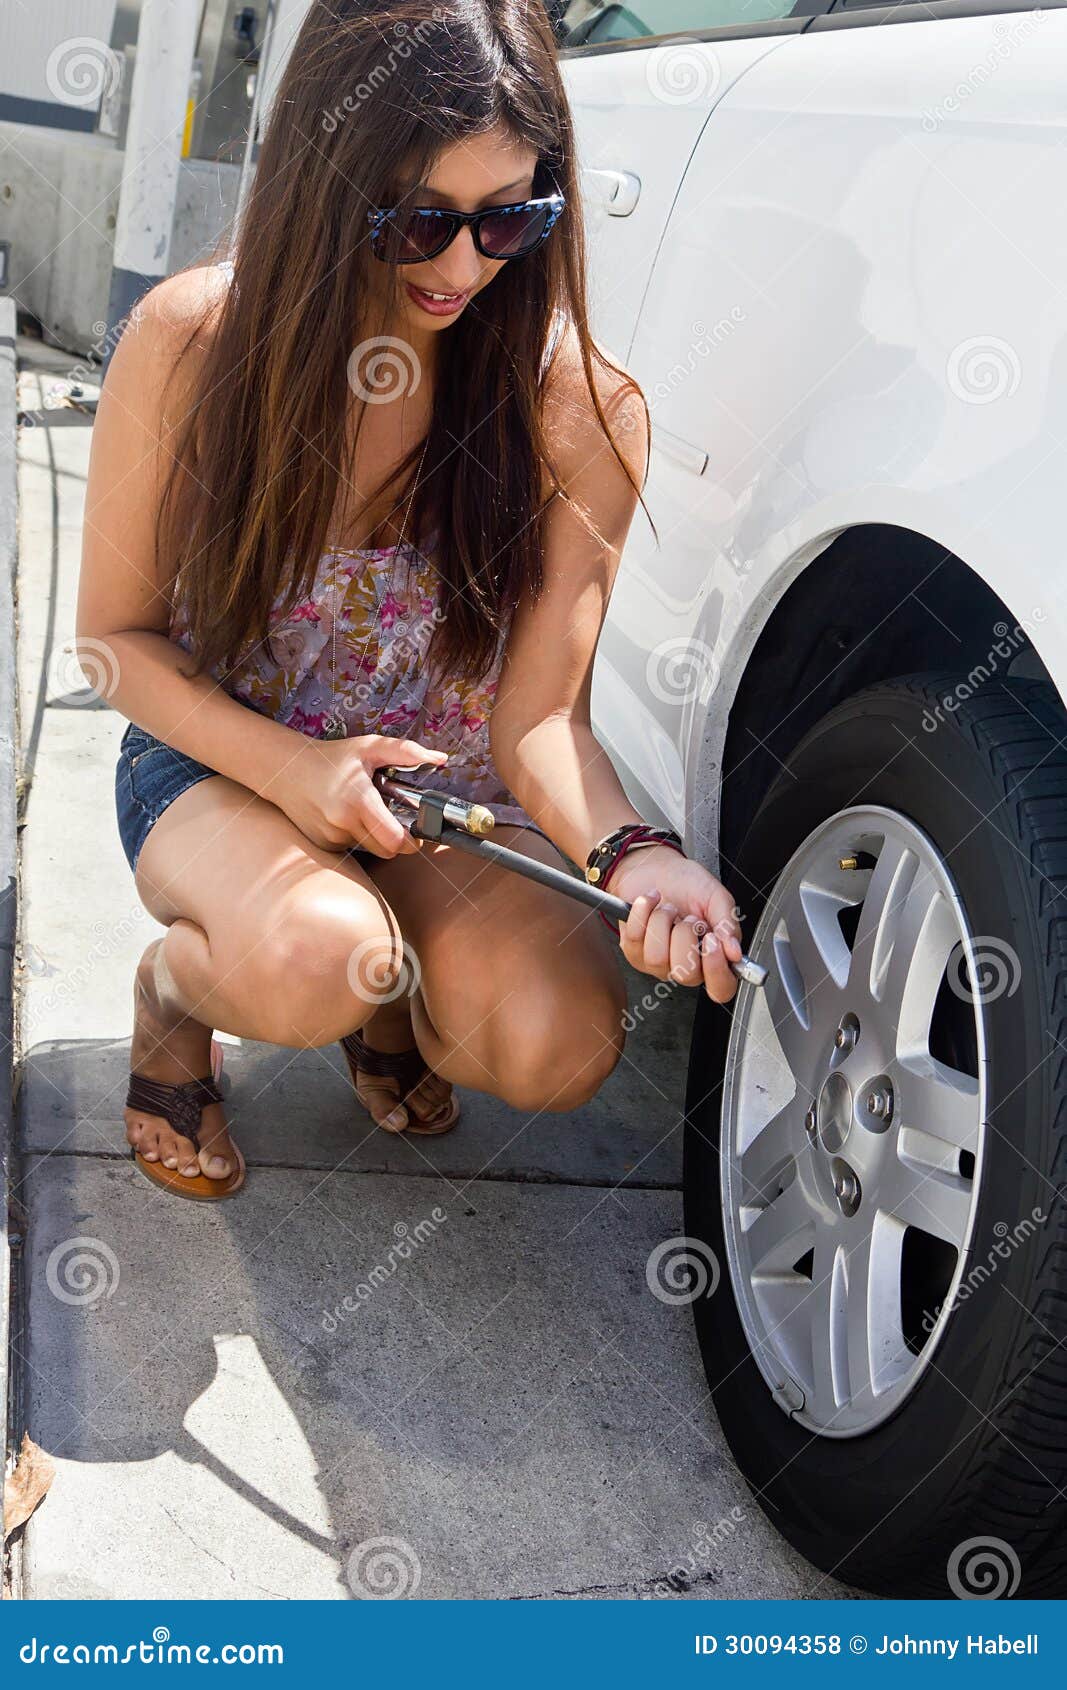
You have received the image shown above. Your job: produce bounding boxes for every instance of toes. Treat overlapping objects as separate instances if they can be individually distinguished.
[197,1104,236,1180]
[198,1138,236,1179]
[358,1080,409,1133]
[125,1112,151,1153]
[169,1134,200,1178]
[139,1124,162,1162]
[405,1074,452,1122]
[201,1151,232,1178]
[127,1100,235,1181]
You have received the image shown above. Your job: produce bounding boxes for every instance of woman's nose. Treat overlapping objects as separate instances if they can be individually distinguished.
[425,225,485,292]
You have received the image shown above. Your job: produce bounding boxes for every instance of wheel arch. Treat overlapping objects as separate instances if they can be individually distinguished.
[690,524,1057,878]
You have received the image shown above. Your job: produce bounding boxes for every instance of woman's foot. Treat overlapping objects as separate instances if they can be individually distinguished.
[125,940,239,1181]
[351,999,455,1133]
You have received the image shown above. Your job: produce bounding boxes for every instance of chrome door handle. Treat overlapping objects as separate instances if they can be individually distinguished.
[581,168,642,217]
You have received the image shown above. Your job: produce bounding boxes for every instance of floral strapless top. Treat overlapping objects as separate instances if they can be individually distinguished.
[170,271,566,830]
[169,532,539,828]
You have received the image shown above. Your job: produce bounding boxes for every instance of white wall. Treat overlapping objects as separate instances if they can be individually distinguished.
[0,1,118,109]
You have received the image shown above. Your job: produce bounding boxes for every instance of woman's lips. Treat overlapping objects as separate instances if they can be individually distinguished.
[405,281,469,317]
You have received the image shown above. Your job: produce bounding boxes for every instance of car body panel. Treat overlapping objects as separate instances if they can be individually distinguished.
[563,33,795,362]
[571,13,1067,866]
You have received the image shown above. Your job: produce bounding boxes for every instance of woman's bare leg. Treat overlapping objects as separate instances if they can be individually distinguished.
[367,825,629,1113]
[126,772,409,1180]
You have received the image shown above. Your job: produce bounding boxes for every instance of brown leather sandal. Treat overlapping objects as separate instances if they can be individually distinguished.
[341,1028,460,1136]
[126,1041,245,1200]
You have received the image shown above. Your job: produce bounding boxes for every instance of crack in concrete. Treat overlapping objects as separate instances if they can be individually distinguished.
[512,1569,723,1600]
[21,1148,681,1191]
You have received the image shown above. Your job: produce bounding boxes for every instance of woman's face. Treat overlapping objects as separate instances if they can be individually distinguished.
[381,122,540,336]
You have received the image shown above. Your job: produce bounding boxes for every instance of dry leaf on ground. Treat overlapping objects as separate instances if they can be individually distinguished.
[4,1433,55,1538]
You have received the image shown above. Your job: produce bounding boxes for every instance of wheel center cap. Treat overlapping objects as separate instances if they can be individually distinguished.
[816,1070,853,1153]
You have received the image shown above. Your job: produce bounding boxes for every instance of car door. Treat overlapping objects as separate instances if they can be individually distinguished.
[558,1,815,828]
[557,1,811,364]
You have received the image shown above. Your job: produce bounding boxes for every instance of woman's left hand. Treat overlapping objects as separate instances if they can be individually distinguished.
[608,844,744,1004]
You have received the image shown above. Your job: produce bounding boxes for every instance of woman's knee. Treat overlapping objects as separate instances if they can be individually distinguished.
[233,894,405,1045]
[489,987,627,1113]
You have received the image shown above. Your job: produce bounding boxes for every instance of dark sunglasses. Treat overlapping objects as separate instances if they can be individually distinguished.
[366,192,565,264]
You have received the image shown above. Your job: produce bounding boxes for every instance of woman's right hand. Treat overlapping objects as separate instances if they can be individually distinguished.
[272,733,450,857]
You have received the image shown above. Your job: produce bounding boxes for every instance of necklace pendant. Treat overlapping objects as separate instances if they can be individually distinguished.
[322,715,348,740]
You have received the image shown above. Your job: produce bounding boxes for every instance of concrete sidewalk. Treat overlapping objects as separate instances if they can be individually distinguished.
[10,337,855,1601]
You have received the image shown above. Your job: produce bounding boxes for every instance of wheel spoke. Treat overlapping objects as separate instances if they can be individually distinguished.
[738,1106,803,1208]
[878,1155,972,1247]
[845,1218,907,1404]
[808,1236,850,1424]
[848,835,918,999]
[879,878,957,1051]
[746,1174,817,1274]
[897,1059,981,1158]
[778,884,839,1013]
[764,946,816,1078]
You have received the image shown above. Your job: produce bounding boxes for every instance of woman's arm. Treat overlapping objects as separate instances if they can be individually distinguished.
[77,268,306,796]
[489,330,742,1000]
[489,329,650,863]
[76,269,437,858]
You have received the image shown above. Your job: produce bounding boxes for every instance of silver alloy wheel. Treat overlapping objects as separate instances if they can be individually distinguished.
[720,806,988,1438]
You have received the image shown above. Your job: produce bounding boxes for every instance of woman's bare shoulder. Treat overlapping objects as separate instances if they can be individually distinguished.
[542,317,650,490]
[103,263,230,422]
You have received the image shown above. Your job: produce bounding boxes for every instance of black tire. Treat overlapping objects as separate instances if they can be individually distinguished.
[684,675,1067,1598]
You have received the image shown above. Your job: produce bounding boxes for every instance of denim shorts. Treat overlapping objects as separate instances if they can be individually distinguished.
[115,721,219,873]
[114,721,382,877]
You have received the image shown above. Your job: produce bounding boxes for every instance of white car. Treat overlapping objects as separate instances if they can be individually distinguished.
[558,0,1067,1599]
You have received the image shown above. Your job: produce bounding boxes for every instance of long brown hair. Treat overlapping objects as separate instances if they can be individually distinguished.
[159,0,651,688]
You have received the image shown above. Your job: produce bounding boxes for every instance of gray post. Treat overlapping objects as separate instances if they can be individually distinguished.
[102,0,200,375]
[0,296,19,1581]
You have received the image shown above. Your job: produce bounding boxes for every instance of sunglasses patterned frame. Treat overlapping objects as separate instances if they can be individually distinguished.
[365,192,566,264]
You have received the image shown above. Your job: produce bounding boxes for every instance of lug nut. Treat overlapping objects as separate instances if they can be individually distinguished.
[835,1172,859,1204]
[867,1089,892,1120]
[833,1013,860,1057]
[804,1108,817,1141]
